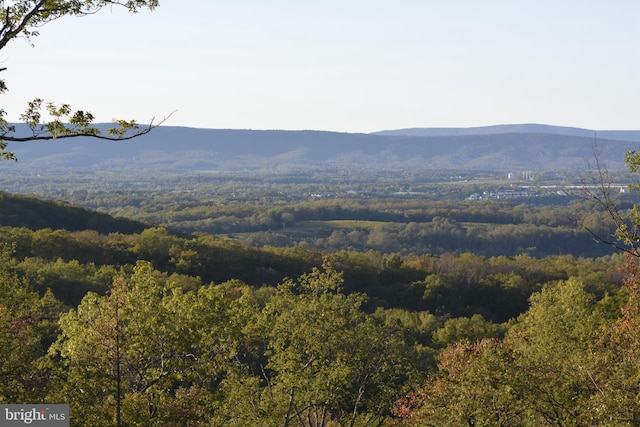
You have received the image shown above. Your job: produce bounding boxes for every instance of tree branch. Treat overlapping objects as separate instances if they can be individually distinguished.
[3,115,171,142]
[3,110,174,142]
[581,142,640,257]
[0,0,47,50]
[0,1,159,50]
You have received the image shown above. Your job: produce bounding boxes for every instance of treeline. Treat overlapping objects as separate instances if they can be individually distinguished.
[105,196,592,232]
[161,199,620,258]
[1,189,621,258]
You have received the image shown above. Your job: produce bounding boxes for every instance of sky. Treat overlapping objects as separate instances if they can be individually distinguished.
[2,1,640,133]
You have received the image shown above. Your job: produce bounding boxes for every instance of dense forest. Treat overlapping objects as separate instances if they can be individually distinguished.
[0,187,635,426]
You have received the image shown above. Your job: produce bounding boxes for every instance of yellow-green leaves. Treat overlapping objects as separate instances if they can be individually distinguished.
[0,0,164,161]
[259,262,418,426]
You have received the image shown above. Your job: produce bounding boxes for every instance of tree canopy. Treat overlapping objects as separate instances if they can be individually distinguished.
[0,0,164,160]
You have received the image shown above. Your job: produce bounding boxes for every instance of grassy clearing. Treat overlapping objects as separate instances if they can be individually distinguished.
[297,220,389,230]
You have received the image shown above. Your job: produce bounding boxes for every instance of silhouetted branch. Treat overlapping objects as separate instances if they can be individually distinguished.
[581,141,640,257]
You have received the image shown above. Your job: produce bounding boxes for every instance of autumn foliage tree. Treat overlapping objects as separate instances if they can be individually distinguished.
[586,254,640,425]
[393,278,608,426]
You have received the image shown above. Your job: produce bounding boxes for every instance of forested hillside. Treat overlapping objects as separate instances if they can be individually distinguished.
[0,192,146,233]
[0,189,633,425]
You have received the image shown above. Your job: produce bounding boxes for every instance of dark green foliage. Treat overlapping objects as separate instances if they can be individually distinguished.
[0,196,625,314]
[0,192,146,234]
[0,185,629,424]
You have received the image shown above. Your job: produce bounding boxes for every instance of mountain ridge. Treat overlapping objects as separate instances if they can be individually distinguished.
[5,123,639,173]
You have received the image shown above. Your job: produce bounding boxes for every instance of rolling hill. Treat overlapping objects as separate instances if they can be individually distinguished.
[0,192,147,233]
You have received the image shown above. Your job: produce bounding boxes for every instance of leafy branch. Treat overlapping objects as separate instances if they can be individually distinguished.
[0,1,166,161]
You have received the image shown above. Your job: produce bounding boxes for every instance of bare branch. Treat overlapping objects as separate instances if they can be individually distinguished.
[581,141,640,257]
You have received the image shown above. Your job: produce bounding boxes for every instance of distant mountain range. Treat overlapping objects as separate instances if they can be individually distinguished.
[6,123,639,173]
[374,123,640,142]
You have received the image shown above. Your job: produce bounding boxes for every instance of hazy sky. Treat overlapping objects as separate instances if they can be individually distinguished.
[3,1,639,133]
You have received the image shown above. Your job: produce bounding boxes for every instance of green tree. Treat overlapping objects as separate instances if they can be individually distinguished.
[431,314,507,349]
[585,255,640,425]
[131,227,183,265]
[50,262,215,426]
[0,0,164,160]
[394,278,607,427]
[0,246,65,403]
[505,278,605,425]
[245,262,417,427]
[50,261,266,426]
